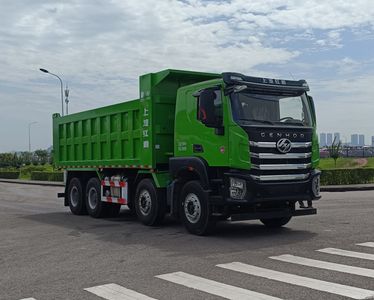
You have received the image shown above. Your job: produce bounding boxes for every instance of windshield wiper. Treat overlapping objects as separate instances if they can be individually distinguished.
[280,120,305,126]
[237,118,275,125]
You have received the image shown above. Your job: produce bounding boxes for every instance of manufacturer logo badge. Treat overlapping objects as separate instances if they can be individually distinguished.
[276,138,292,153]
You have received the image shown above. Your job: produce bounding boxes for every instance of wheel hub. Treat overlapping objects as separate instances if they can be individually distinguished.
[139,190,151,216]
[184,193,201,224]
[70,186,79,207]
[88,187,98,210]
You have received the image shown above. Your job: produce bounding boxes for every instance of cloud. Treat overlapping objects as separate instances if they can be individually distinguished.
[0,0,374,151]
[316,30,343,49]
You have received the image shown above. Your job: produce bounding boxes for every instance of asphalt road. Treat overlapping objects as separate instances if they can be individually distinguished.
[0,182,373,300]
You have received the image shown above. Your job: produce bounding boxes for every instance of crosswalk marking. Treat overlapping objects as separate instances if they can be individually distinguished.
[84,283,157,300]
[156,271,283,300]
[318,248,374,261]
[357,242,374,248]
[17,241,374,300]
[270,254,374,278]
[217,262,374,300]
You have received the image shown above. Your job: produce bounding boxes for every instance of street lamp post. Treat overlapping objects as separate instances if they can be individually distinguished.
[28,122,37,152]
[39,68,64,116]
[64,84,70,115]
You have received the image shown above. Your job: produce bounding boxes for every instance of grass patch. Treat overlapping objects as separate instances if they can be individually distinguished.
[363,157,374,168]
[319,158,360,170]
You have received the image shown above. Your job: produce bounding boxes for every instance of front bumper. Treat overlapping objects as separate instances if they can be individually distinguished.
[220,169,321,205]
[230,206,317,221]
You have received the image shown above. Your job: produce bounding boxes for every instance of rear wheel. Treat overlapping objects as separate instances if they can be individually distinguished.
[126,189,136,215]
[260,216,292,228]
[180,181,215,235]
[86,177,119,218]
[135,178,166,226]
[67,177,87,215]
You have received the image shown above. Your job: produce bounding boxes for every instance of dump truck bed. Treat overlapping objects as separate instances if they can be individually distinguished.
[53,99,152,168]
[53,69,220,169]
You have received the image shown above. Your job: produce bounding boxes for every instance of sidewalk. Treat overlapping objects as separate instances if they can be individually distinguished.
[1,178,374,192]
[0,178,64,187]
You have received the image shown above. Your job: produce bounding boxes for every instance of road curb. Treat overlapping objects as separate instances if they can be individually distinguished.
[1,178,374,192]
[0,179,64,187]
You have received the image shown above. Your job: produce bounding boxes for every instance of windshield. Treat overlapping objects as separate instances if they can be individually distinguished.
[230,92,313,127]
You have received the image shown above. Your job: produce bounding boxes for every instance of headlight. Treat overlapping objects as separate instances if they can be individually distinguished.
[229,177,247,200]
[312,175,320,197]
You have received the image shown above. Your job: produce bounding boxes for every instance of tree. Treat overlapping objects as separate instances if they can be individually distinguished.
[328,136,342,168]
[34,149,48,165]
[0,152,15,168]
[18,151,32,165]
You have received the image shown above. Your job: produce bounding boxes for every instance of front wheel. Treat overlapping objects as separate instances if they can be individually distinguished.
[260,216,292,228]
[180,181,215,235]
[135,179,166,226]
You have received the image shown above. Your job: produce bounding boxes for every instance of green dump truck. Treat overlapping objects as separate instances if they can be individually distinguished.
[54,69,320,235]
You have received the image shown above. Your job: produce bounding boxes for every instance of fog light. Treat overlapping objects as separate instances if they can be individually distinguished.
[312,175,320,197]
[230,177,247,199]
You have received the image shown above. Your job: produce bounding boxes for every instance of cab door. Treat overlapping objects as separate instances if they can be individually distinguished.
[174,85,229,167]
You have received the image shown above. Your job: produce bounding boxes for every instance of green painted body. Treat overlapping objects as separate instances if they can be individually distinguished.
[53,69,319,187]
[53,69,219,170]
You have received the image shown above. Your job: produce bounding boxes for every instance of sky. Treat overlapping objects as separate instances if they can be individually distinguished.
[1,0,374,152]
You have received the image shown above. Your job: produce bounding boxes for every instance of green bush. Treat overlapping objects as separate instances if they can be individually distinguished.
[0,171,20,179]
[321,168,374,185]
[20,164,53,179]
[31,171,63,182]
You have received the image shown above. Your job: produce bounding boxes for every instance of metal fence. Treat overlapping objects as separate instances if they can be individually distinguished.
[320,147,374,158]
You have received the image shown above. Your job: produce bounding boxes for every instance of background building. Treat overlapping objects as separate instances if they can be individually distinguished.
[326,133,333,146]
[359,134,365,146]
[372,136,374,147]
[351,134,359,146]
[333,132,340,144]
[319,133,327,147]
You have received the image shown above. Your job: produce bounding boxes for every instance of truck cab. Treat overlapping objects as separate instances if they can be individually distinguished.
[169,72,320,234]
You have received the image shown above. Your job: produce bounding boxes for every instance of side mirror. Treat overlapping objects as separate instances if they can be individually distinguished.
[199,89,221,128]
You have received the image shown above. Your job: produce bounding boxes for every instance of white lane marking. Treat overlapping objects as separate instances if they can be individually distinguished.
[217,262,374,300]
[270,254,374,278]
[318,248,374,261]
[19,298,37,300]
[84,283,157,300]
[156,271,283,300]
[357,242,374,248]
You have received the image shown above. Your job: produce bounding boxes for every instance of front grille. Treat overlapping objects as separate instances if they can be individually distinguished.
[244,127,313,182]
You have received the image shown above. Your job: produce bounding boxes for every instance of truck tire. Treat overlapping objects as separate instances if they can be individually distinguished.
[260,216,292,228]
[126,189,136,215]
[85,177,110,218]
[135,178,166,226]
[126,200,136,215]
[180,180,216,235]
[67,177,87,215]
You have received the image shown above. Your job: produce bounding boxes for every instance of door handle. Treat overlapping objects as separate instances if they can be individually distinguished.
[193,144,204,153]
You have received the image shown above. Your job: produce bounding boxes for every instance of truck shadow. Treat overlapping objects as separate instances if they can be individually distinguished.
[23,209,317,256]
